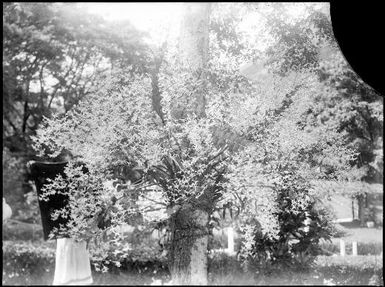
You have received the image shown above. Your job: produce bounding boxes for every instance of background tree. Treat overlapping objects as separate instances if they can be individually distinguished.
[3,2,150,222]
[243,3,383,225]
[3,2,149,155]
[262,3,383,185]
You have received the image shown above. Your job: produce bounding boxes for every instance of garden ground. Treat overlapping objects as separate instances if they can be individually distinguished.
[2,218,383,285]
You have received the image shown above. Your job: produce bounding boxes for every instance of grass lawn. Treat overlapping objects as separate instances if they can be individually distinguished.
[2,251,383,285]
[3,238,383,285]
[320,220,383,257]
[333,222,383,243]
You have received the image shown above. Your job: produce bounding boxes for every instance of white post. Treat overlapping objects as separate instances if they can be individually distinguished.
[340,239,346,256]
[352,241,358,256]
[304,213,311,233]
[226,226,234,255]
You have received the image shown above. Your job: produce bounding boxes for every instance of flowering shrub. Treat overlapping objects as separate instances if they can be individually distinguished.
[31,3,359,275]
[37,160,158,270]
[238,173,334,272]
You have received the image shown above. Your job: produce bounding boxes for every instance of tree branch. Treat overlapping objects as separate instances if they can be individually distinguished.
[140,194,167,206]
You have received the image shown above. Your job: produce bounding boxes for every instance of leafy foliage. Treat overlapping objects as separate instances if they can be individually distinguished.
[255,2,383,186]
[2,147,31,219]
[2,240,56,285]
[28,2,380,275]
[2,240,383,285]
[3,2,152,230]
[3,2,149,154]
[238,172,334,272]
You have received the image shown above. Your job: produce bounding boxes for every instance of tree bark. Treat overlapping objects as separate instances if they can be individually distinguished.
[169,204,209,285]
[167,3,212,285]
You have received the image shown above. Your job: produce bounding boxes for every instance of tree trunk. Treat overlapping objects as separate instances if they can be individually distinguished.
[357,194,366,226]
[178,3,211,118]
[179,3,210,71]
[169,204,209,285]
[167,4,212,284]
